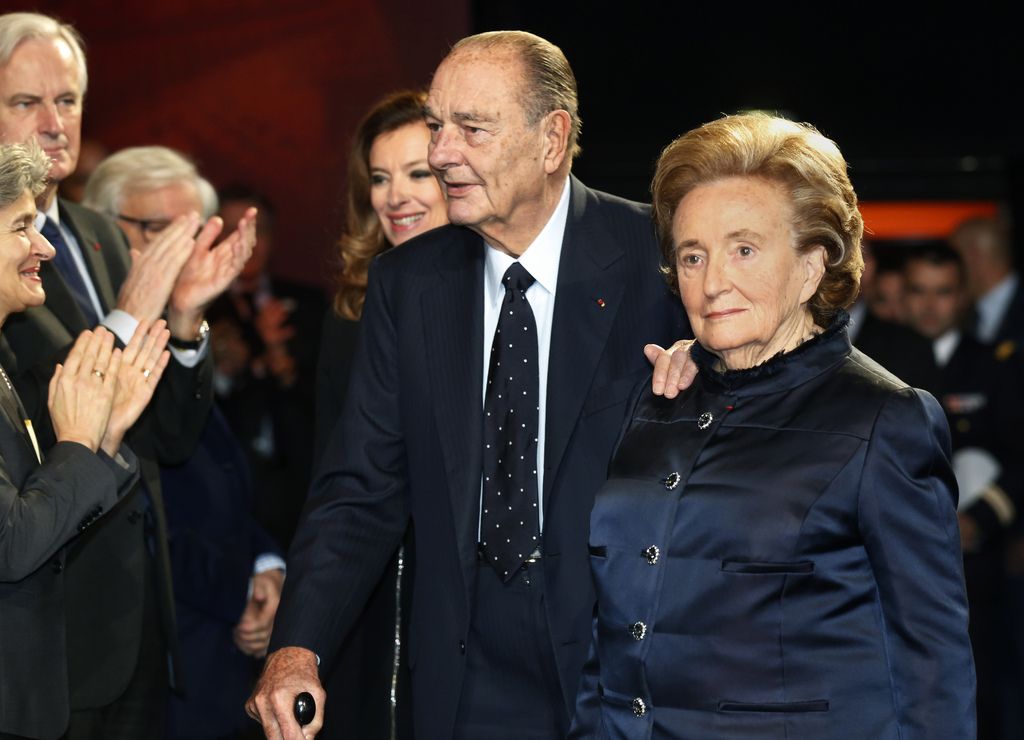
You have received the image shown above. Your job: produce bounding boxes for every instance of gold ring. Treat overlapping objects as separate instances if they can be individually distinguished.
[92,369,105,380]
[142,368,152,379]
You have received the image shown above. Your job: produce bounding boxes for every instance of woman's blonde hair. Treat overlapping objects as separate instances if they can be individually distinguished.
[652,113,864,326]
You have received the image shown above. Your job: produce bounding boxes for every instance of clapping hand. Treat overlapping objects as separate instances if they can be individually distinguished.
[168,207,258,339]
[100,320,171,456]
[116,213,202,323]
[48,328,120,452]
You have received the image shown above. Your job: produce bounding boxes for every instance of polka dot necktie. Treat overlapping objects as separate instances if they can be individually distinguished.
[480,262,541,581]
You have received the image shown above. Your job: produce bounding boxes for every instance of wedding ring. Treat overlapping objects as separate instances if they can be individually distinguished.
[142,368,152,379]
[92,369,105,380]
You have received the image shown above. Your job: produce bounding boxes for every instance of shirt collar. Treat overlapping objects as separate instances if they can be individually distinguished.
[933,328,961,368]
[485,177,571,308]
[977,273,1018,328]
[37,198,60,230]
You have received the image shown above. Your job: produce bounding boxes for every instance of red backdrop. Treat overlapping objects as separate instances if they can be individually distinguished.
[28,0,469,289]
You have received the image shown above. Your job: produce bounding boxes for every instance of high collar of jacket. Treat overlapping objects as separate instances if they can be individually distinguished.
[692,311,852,397]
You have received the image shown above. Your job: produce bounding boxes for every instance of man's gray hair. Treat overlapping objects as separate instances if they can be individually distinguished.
[0,12,88,95]
[0,139,50,208]
[83,146,219,219]
[450,30,582,158]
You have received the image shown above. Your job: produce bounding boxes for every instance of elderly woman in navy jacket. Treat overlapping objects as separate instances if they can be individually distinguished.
[0,141,171,740]
[570,114,975,740]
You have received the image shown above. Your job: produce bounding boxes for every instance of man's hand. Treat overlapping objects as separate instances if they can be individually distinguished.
[116,213,201,322]
[234,568,284,658]
[247,646,325,740]
[645,339,698,398]
[958,513,980,553]
[168,207,257,339]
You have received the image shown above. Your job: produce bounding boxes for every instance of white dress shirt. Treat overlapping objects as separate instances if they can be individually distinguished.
[480,177,571,536]
[975,272,1018,343]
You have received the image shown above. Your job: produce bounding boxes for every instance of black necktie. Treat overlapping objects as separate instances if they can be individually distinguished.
[480,262,541,581]
[41,217,100,326]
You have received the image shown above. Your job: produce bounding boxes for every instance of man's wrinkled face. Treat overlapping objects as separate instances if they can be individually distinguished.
[425,50,548,239]
[0,37,83,185]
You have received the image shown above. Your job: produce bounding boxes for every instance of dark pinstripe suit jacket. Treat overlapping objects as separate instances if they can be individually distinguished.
[271,177,688,738]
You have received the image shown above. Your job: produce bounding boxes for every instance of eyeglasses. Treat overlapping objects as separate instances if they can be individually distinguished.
[116,214,172,243]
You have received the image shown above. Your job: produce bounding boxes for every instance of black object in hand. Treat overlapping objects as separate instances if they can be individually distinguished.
[294,692,315,726]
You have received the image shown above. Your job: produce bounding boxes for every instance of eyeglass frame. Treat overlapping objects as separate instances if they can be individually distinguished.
[115,213,173,242]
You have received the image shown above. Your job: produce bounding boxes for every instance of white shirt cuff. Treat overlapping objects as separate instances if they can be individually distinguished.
[253,553,286,575]
[101,309,209,367]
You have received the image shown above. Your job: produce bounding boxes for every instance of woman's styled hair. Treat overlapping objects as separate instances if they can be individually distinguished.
[0,140,50,208]
[652,113,864,326]
[334,90,428,321]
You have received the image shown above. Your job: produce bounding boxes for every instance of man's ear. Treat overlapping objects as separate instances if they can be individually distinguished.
[542,110,571,174]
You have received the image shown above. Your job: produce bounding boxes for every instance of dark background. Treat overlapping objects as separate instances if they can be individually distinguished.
[16,1,1024,287]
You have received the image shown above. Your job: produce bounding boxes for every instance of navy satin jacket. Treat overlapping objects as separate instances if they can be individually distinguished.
[570,319,975,739]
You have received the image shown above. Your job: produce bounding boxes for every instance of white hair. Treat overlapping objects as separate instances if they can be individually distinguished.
[83,146,218,219]
[0,12,88,95]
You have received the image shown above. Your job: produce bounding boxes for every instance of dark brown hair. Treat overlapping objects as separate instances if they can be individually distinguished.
[334,90,428,321]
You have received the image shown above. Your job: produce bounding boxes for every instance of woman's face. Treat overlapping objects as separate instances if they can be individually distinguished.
[0,189,54,322]
[369,123,448,246]
[672,176,824,370]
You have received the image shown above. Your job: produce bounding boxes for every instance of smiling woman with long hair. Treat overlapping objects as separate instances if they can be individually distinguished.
[313,90,447,740]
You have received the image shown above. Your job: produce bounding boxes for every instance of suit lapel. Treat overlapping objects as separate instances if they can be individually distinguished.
[60,201,118,313]
[544,177,626,505]
[421,231,485,602]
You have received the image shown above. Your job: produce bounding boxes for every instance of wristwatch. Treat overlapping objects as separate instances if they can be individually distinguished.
[168,318,209,351]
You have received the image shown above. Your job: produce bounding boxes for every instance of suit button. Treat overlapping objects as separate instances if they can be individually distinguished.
[632,697,648,717]
[697,411,713,429]
[458,640,466,654]
[643,545,660,565]
[52,559,63,574]
[661,472,680,490]
[127,510,141,524]
[630,622,647,641]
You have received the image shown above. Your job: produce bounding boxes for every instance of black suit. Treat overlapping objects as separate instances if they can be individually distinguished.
[271,178,686,738]
[1,200,212,728]
[209,279,325,549]
[935,332,1024,739]
[989,277,1024,349]
[162,406,282,739]
[0,355,139,739]
[850,309,940,393]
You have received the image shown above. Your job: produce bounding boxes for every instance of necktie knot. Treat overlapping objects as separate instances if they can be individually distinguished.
[502,262,535,298]
[41,217,61,242]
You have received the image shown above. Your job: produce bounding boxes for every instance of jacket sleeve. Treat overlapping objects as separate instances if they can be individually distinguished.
[858,387,976,738]
[0,441,129,581]
[268,258,410,671]
[144,351,213,466]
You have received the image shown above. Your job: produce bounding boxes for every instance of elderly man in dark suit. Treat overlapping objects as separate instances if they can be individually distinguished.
[0,12,254,739]
[249,30,687,740]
